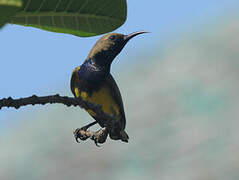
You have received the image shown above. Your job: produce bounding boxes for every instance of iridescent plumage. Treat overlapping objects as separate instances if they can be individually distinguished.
[71,31,147,145]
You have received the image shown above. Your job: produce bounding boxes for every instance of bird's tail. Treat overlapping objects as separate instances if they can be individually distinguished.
[120,130,129,142]
[109,130,129,143]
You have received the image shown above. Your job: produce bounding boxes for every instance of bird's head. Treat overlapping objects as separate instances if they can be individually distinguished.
[87,31,147,67]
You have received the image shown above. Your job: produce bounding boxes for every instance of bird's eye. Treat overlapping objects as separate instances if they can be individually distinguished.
[109,35,116,41]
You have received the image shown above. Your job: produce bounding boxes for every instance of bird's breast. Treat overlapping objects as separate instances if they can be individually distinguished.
[77,63,108,92]
[74,84,120,118]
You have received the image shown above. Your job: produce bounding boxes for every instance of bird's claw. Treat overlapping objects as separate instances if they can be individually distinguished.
[74,127,108,146]
[91,127,108,147]
[73,127,90,143]
[92,136,101,147]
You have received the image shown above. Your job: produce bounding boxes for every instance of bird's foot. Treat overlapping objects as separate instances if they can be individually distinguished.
[91,127,108,147]
[73,127,92,142]
[73,121,98,143]
[73,126,108,146]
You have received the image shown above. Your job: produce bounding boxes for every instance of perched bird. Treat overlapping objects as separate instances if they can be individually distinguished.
[71,31,147,145]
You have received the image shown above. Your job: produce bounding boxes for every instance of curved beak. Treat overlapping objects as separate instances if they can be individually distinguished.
[124,31,148,42]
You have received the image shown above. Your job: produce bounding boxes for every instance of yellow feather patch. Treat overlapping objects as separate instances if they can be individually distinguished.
[74,86,120,117]
[74,88,80,97]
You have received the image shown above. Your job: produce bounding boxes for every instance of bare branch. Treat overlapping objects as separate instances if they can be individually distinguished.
[0,94,112,120]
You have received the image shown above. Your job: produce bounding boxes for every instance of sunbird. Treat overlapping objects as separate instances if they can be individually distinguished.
[71,31,147,145]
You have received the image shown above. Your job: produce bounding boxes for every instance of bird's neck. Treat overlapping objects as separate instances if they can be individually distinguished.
[84,58,111,73]
[85,57,111,72]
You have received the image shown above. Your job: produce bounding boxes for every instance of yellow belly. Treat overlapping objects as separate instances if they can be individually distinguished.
[74,86,120,117]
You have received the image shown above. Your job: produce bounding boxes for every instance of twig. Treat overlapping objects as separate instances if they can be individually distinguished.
[0,94,112,120]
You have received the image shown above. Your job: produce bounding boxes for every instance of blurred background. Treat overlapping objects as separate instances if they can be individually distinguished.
[1,0,239,179]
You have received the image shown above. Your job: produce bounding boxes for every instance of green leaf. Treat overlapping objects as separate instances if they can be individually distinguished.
[10,0,127,37]
[0,0,22,28]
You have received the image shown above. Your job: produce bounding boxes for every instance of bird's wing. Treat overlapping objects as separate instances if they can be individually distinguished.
[105,73,126,129]
[70,66,81,97]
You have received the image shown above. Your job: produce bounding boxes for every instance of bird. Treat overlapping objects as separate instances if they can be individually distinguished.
[71,31,147,146]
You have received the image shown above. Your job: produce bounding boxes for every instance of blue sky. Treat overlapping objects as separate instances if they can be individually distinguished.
[0,0,239,124]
